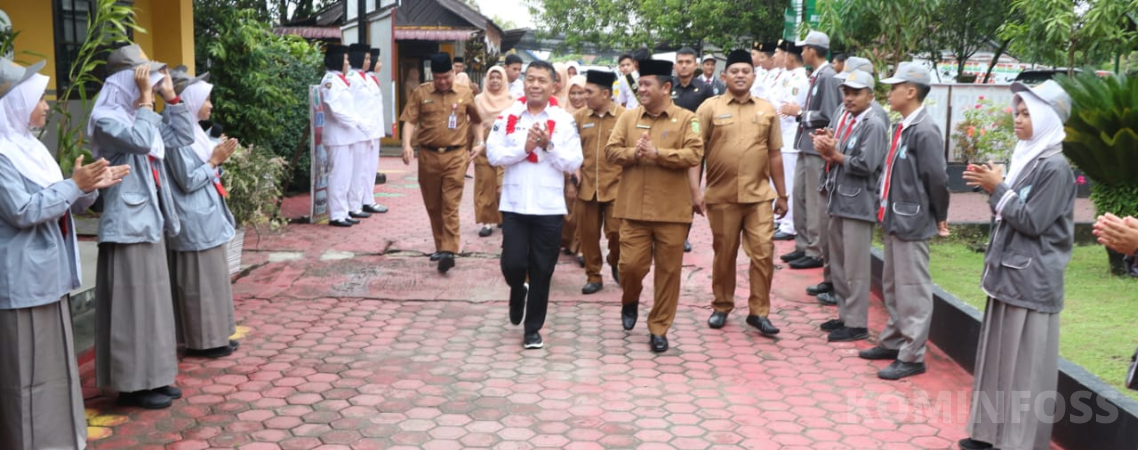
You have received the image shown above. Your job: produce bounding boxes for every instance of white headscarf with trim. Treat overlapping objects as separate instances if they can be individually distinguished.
[1006,92,1065,187]
[179,81,216,170]
[0,73,61,187]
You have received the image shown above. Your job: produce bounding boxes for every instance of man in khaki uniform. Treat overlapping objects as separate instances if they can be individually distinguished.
[400,53,484,273]
[574,70,626,295]
[695,49,788,336]
[605,59,704,353]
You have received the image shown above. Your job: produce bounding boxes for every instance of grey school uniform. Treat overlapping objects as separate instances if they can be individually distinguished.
[0,156,96,450]
[93,104,193,392]
[967,146,1074,450]
[824,108,888,329]
[876,107,950,363]
[792,63,841,260]
[165,144,237,350]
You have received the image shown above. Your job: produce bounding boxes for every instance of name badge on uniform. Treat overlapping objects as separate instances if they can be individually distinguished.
[847,136,858,149]
[636,124,651,129]
[716,114,733,119]
[898,144,908,160]
[582,123,596,129]
[812,85,818,97]
[448,103,458,129]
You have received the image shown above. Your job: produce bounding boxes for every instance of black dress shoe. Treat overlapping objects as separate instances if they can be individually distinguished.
[819,318,844,331]
[621,303,638,330]
[611,265,620,284]
[152,385,182,399]
[437,252,455,273]
[349,210,372,219]
[859,346,900,360]
[229,340,240,350]
[708,311,728,329]
[683,240,692,252]
[958,438,995,450]
[779,250,805,262]
[827,326,869,342]
[576,255,585,267]
[745,315,780,335]
[788,256,824,269]
[118,390,173,409]
[329,219,353,227]
[649,334,668,352]
[562,248,574,255]
[509,284,527,325]
[345,217,361,225]
[186,344,234,358]
[806,282,833,296]
[581,282,603,295]
[429,252,442,261]
[816,291,839,306]
[523,332,544,349]
[362,204,388,214]
[478,226,493,237]
[878,360,926,380]
[772,231,795,241]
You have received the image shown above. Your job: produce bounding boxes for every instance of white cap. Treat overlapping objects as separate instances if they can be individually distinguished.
[840,70,875,90]
[795,31,830,49]
[881,61,931,86]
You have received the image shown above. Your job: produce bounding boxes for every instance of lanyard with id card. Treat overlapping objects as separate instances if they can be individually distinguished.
[448,103,458,129]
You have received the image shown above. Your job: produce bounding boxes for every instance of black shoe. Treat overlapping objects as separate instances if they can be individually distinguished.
[523,332,544,349]
[151,385,182,399]
[345,217,361,225]
[958,438,995,450]
[859,346,901,360]
[878,360,926,380]
[816,291,839,306]
[772,231,795,241]
[437,252,455,273]
[349,210,372,219]
[478,226,493,237]
[828,326,869,342]
[683,240,692,252]
[362,204,388,214]
[745,315,780,335]
[780,250,805,262]
[806,282,833,296]
[649,334,668,352]
[576,255,585,267]
[562,248,574,255]
[621,303,638,330]
[229,339,240,350]
[788,256,823,269]
[329,219,353,227]
[429,252,442,261]
[611,265,620,284]
[118,390,173,409]
[708,311,728,329]
[819,319,844,331]
[185,345,234,358]
[509,284,527,325]
[581,282,603,295]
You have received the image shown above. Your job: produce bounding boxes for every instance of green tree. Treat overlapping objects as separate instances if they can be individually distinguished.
[527,0,788,52]
[930,0,1011,81]
[1000,0,1138,72]
[817,0,939,76]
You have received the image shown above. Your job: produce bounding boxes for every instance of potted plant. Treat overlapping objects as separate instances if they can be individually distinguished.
[220,143,288,275]
[950,96,1017,191]
[1056,71,1138,275]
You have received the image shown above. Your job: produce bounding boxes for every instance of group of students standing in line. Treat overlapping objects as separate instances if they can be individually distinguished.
[1,43,245,449]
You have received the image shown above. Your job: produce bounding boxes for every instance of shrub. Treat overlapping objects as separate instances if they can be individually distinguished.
[953,96,1016,163]
[221,143,288,230]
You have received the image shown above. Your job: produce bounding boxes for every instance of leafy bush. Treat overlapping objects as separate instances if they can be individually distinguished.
[221,143,288,230]
[953,96,1016,163]
[1055,71,1138,190]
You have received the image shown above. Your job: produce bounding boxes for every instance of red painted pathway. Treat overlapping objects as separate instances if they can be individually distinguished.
[81,157,1063,449]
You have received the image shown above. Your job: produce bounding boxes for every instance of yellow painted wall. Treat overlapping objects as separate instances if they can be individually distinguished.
[2,1,59,93]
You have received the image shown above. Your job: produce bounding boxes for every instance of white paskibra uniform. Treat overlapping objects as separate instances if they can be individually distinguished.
[349,69,385,210]
[767,66,809,235]
[320,70,370,221]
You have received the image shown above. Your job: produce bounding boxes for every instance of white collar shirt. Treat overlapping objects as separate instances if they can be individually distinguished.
[486,101,584,215]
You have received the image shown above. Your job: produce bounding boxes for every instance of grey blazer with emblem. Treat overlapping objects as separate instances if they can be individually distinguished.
[879,108,950,241]
[92,104,194,244]
[163,144,236,252]
[825,109,889,223]
[0,155,97,310]
[793,64,841,155]
[981,147,1075,313]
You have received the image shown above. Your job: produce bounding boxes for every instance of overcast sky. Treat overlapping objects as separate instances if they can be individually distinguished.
[477,0,534,29]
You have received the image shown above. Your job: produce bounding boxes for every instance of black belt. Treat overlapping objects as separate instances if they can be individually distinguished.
[422,145,462,153]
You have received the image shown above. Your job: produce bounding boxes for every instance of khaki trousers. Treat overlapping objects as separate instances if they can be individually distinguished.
[576,198,620,283]
[472,153,502,224]
[561,182,580,253]
[618,219,688,336]
[418,148,467,253]
[707,202,775,317]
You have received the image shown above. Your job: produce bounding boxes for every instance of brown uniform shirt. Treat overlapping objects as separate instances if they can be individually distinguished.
[399,82,480,148]
[605,102,704,224]
[696,94,783,204]
[574,103,626,203]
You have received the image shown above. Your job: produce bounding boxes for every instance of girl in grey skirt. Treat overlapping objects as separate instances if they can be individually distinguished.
[165,66,240,358]
[960,80,1076,450]
[0,57,129,450]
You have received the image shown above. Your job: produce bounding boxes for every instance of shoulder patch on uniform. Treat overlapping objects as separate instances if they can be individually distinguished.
[691,119,700,133]
[324,82,332,89]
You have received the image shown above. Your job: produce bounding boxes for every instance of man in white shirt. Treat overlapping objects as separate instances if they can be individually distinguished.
[615,49,650,109]
[750,41,777,99]
[505,54,525,99]
[487,60,584,350]
[320,45,374,227]
[771,42,809,242]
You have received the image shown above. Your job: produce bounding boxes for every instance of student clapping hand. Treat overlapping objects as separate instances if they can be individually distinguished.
[1094,213,1138,256]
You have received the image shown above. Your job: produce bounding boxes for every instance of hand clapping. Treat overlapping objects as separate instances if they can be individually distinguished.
[525,123,550,154]
[72,155,130,193]
[636,132,658,161]
[962,161,1003,194]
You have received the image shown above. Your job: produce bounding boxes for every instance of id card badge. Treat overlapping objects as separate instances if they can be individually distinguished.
[448,103,458,129]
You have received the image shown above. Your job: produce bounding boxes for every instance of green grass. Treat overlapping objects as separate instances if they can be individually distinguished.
[925,240,1138,401]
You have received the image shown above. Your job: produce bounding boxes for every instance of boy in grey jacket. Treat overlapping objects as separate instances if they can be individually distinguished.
[858,62,950,381]
[812,70,888,343]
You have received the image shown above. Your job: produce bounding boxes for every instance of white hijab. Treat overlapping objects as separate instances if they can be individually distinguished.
[0,73,62,187]
[87,68,165,159]
[1006,93,1065,187]
[179,81,215,169]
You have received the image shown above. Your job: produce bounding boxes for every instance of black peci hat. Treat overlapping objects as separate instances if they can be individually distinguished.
[638,59,673,77]
[430,53,453,73]
[725,50,752,68]
[324,45,349,70]
[585,69,617,88]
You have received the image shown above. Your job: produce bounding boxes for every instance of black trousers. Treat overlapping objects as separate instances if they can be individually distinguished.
[501,212,564,334]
